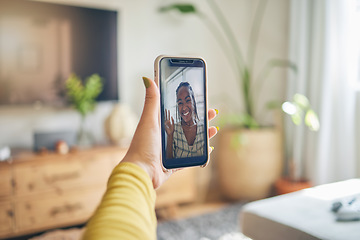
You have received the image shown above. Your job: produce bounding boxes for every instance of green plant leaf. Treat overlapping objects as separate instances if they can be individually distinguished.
[282,94,320,131]
[217,113,259,129]
[305,109,320,131]
[291,111,302,126]
[84,74,103,100]
[159,4,197,14]
[242,114,259,129]
[65,73,103,117]
[266,100,282,110]
[293,93,310,109]
[268,59,297,73]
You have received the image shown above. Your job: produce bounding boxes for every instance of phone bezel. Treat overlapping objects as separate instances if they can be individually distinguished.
[154,55,210,170]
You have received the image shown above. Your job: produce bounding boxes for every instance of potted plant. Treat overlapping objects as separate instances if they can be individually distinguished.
[65,73,103,147]
[276,93,320,194]
[159,0,296,200]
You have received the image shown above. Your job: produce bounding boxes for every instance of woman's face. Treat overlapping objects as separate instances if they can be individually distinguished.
[177,86,195,124]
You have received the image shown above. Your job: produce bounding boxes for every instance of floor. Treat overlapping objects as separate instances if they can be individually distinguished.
[16,201,232,240]
[156,180,236,222]
[156,201,231,222]
[157,202,248,240]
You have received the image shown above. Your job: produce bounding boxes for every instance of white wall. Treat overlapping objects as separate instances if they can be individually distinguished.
[357,95,360,176]
[0,0,290,149]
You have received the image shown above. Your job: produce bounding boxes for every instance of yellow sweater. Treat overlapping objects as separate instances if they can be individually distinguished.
[82,162,157,240]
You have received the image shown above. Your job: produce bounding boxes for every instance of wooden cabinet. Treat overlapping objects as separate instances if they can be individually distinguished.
[0,202,14,235]
[155,169,196,209]
[0,164,12,198]
[0,147,126,239]
[0,146,197,239]
[13,153,114,196]
[15,188,105,233]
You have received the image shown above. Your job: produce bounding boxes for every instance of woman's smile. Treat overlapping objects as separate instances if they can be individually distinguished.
[182,110,190,116]
[180,107,192,123]
[177,86,195,124]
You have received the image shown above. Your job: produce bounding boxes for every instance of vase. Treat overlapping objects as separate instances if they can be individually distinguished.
[216,127,283,201]
[77,115,94,148]
[104,103,137,147]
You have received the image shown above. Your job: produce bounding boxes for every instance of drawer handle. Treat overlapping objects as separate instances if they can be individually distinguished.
[7,209,14,218]
[45,171,80,184]
[50,202,82,217]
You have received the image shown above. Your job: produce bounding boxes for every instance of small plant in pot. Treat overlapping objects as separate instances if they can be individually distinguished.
[65,73,103,148]
[276,93,320,194]
[159,0,298,200]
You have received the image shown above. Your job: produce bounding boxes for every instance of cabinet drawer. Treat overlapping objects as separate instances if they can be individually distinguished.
[0,164,12,198]
[155,168,196,208]
[0,201,15,235]
[15,187,105,232]
[13,156,113,196]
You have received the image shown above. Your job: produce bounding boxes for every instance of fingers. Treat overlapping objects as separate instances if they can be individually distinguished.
[208,109,219,155]
[171,116,174,126]
[209,126,218,139]
[209,146,214,154]
[208,108,218,121]
[207,109,219,139]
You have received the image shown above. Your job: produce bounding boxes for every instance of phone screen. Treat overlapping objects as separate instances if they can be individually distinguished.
[157,56,208,169]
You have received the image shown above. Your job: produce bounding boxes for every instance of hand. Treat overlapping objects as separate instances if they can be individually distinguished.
[164,109,174,137]
[122,77,218,189]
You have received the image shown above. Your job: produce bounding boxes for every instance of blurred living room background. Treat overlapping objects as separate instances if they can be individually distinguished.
[0,0,359,239]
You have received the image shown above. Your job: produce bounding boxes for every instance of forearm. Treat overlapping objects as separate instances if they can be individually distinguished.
[82,162,157,240]
[166,135,173,159]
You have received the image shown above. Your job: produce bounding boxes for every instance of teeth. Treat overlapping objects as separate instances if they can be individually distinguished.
[183,111,189,116]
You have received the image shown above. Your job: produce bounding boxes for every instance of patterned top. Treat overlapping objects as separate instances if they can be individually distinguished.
[172,122,205,158]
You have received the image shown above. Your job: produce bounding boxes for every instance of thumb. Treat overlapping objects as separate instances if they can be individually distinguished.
[140,77,159,125]
[128,77,160,151]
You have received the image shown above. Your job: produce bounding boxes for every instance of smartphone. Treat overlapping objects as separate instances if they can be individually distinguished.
[154,55,209,170]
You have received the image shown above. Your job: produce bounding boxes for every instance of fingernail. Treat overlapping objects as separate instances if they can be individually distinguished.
[215,109,219,115]
[216,126,220,131]
[142,77,151,88]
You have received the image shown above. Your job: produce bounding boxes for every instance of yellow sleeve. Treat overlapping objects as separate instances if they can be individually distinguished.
[82,162,157,240]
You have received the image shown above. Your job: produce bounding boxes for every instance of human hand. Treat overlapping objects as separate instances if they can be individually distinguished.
[122,77,218,189]
[164,109,174,137]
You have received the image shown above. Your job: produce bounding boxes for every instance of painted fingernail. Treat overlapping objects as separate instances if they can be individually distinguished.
[142,77,151,88]
[215,109,219,115]
[216,126,220,131]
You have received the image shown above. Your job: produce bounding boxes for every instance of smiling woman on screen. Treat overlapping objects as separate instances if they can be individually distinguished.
[164,82,205,159]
